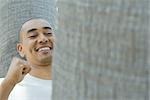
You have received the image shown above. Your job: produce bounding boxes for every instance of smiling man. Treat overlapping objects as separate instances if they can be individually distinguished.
[0,18,55,100]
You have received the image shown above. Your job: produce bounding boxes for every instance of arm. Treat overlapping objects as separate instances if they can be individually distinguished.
[0,57,31,100]
[0,79,16,100]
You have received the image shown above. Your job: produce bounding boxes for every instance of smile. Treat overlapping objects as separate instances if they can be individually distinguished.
[35,46,53,52]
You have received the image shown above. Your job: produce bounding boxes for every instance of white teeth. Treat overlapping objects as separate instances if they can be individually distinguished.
[38,47,50,52]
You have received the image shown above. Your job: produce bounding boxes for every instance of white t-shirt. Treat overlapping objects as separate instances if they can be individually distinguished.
[0,74,52,100]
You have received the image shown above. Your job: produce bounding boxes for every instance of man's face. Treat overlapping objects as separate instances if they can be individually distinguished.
[17,19,55,66]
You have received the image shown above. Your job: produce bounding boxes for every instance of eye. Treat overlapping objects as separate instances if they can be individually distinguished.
[45,33,53,36]
[28,32,38,39]
[28,35,37,39]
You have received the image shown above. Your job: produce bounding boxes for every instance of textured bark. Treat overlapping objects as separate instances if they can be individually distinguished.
[53,0,149,100]
[0,0,57,77]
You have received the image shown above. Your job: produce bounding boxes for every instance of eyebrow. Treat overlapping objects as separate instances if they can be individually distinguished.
[43,27,52,30]
[27,27,52,33]
[27,28,37,33]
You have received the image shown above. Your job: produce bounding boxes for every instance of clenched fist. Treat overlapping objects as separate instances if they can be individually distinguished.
[0,57,31,100]
[5,57,31,85]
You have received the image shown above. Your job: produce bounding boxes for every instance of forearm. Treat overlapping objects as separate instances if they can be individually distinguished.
[0,79,16,100]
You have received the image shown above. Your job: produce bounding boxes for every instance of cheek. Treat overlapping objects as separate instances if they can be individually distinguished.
[24,38,37,45]
[23,40,36,53]
[50,37,56,43]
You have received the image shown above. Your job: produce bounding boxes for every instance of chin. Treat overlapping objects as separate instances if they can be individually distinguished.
[39,56,52,65]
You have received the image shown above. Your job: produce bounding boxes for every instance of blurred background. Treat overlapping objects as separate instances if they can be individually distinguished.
[0,0,149,100]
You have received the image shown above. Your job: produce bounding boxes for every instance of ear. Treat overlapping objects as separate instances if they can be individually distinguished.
[17,43,25,58]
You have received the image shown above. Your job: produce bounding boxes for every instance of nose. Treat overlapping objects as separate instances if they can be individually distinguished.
[38,34,48,44]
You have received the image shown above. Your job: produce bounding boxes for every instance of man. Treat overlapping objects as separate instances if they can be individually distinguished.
[0,18,55,100]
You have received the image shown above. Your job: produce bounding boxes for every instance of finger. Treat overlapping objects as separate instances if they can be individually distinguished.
[12,57,19,61]
[20,64,24,68]
[22,66,31,75]
[19,60,31,69]
[24,67,31,73]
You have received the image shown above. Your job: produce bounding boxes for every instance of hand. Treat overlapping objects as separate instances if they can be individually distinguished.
[4,57,31,85]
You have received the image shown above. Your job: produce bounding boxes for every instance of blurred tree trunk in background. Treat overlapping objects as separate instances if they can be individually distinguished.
[53,0,149,100]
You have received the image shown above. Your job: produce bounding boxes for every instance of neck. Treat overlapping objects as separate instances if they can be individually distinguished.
[29,63,52,80]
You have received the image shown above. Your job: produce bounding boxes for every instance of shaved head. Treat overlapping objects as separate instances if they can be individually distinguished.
[19,19,52,42]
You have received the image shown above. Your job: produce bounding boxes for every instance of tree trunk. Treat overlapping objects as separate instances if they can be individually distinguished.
[53,0,149,100]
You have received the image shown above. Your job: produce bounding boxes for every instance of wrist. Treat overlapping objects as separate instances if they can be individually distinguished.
[2,77,17,87]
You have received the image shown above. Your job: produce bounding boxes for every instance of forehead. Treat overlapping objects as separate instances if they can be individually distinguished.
[21,19,51,33]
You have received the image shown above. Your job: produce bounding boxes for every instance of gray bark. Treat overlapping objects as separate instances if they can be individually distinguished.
[52,0,149,100]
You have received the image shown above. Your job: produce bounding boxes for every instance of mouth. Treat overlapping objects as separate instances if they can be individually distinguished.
[35,46,53,52]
